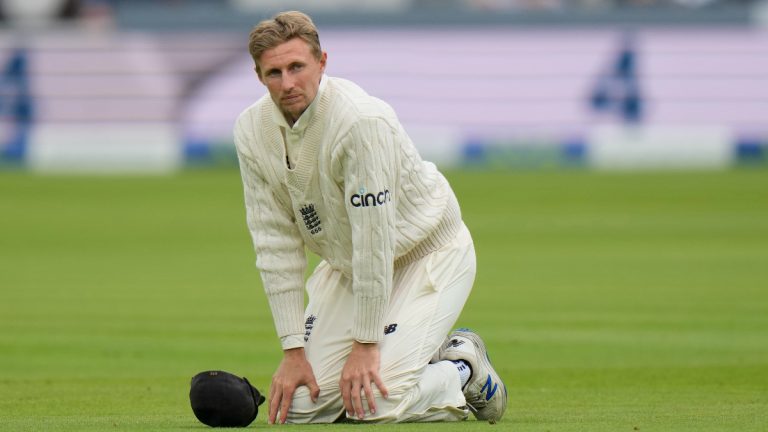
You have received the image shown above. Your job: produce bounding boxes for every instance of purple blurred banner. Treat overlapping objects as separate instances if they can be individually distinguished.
[185,28,768,136]
[1,27,766,171]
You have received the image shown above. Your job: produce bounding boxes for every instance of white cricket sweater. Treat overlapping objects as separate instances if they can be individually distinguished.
[234,75,462,349]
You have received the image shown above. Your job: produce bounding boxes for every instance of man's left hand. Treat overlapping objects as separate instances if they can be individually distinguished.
[339,341,389,419]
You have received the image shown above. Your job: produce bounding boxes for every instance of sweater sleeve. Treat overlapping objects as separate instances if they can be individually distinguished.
[340,117,398,343]
[235,123,307,350]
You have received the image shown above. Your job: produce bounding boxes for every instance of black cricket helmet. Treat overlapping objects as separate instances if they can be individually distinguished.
[189,370,266,427]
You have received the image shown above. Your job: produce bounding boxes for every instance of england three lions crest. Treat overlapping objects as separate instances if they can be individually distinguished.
[299,204,322,235]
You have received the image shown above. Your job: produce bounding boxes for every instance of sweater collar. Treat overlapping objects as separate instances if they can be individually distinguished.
[271,74,328,132]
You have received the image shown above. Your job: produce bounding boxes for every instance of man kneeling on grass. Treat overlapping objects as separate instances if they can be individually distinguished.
[234,10,508,424]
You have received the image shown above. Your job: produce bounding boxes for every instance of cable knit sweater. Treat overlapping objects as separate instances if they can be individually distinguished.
[234,75,462,349]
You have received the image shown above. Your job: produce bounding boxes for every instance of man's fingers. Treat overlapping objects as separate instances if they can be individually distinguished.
[373,374,389,399]
[341,375,388,419]
[268,385,281,425]
[269,381,297,424]
[279,386,294,424]
[352,380,365,419]
[341,380,353,418]
[363,380,376,415]
[309,380,320,403]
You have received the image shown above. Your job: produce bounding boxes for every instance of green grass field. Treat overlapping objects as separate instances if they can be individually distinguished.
[1,168,767,431]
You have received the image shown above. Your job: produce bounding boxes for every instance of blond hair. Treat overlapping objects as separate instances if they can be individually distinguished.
[248,11,322,75]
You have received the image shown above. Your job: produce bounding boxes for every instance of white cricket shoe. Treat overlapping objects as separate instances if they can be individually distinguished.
[436,328,508,423]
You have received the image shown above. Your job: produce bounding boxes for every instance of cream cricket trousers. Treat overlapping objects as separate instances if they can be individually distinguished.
[287,223,476,423]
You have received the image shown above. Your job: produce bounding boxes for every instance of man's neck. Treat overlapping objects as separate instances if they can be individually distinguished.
[283,112,297,127]
[282,110,303,128]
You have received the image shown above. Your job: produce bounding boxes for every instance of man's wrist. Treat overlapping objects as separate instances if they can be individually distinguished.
[283,347,305,358]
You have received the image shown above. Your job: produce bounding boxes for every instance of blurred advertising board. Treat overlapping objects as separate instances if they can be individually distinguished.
[1,28,766,172]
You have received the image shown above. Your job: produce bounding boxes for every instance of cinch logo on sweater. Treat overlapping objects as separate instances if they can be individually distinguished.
[350,187,391,208]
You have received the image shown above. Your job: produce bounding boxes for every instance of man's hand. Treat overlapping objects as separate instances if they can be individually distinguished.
[339,341,389,419]
[268,347,320,424]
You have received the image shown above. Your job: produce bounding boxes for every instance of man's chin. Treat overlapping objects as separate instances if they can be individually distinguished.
[282,106,306,121]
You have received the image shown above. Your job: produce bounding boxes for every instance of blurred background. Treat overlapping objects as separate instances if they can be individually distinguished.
[1,0,766,173]
[2,2,767,430]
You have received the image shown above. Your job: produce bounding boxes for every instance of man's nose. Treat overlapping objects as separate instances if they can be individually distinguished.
[282,73,295,91]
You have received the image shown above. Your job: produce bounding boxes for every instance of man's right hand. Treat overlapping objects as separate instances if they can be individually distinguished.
[268,347,320,424]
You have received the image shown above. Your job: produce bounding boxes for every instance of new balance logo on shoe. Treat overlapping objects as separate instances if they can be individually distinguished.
[437,329,507,422]
[481,374,498,401]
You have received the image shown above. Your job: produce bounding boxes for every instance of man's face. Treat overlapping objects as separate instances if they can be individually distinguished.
[257,38,327,124]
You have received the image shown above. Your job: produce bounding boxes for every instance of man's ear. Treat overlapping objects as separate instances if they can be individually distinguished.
[319,51,327,74]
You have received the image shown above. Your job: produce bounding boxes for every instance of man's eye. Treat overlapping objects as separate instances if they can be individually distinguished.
[291,64,304,72]
[267,70,281,78]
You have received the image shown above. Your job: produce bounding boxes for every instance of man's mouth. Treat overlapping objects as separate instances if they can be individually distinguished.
[282,94,301,104]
